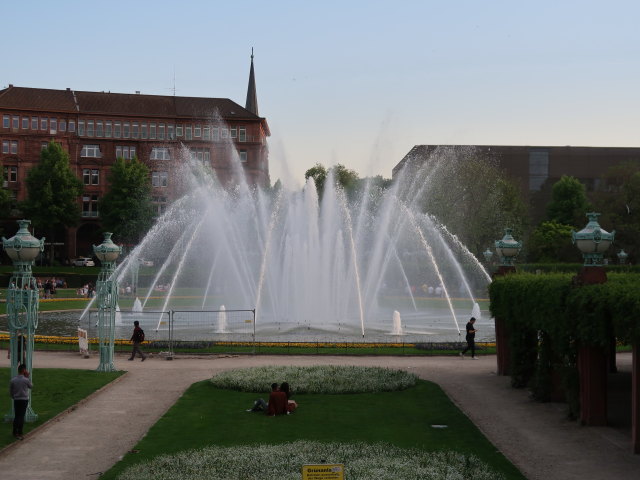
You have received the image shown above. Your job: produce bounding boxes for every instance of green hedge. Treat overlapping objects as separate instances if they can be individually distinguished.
[489,272,640,417]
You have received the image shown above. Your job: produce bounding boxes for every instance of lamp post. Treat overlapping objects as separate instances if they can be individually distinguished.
[617,249,628,265]
[571,212,615,426]
[93,232,122,372]
[572,212,615,284]
[493,228,522,376]
[495,228,522,273]
[3,220,44,422]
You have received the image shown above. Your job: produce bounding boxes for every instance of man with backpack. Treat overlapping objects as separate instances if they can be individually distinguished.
[129,320,147,361]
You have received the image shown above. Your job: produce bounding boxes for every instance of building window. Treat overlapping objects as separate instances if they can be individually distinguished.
[50,118,57,133]
[82,194,99,217]
[96,121,103,137]
[168,125,175,140]
[87,121,94,137]
[176,125,183,137]
[203,127,210,141]
[150,147,171,160]
[40,117,48,131]
[21,117,29,129]
[190,147,210,164]
[132,122,139,139]
[78,121,85,136]
[4,166,17,182]
[68,120,76,132]
[80,145,101,158]
[115,145,136,159]
[158,124,165,140]
[239,127,246,142]
[141,124,148,139]
[82,168,99,185]
[12,116,19,129]
[2,115,9,128]
[114,122,121,138]
[221,128,228,139]
[212,127,219,141]
[31,117,38,130]
[150,123,156,139]
[239,150,247,162]
[230,127,237,139]
[60,119,67,132]
[41,142,48,150]
[152,196,167,216]
[194,125,201,138]
[185,126,192,140]
[105,121,112,137]
[152,171,168,187]
[529,150,549,191]
[2,140,18,155]
[123,122,130,138]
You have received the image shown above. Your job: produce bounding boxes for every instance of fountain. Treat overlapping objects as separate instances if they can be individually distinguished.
[72,142,492,344]
[391,311,403,336]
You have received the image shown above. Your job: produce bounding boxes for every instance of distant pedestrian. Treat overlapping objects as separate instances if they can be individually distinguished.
[129,320,147,361]
[460,317,478,359]
[9,364,32,440]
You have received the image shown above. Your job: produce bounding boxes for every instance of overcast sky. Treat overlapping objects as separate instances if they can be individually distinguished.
[4,0,639,187]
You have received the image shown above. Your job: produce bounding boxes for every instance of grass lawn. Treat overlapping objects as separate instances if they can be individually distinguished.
[101,379,525,480]
[0,368,123,449]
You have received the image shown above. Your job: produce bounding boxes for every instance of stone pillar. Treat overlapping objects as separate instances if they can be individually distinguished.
[632,343,640,454]
[494,265,515,376]
[578,345,607,425]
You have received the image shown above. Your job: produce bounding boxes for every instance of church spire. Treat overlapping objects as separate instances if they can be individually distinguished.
[245,48,259,116]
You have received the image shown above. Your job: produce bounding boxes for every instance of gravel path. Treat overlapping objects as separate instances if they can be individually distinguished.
[0,351,639,479]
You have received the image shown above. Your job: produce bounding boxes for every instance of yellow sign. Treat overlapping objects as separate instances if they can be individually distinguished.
[302,464,344,479]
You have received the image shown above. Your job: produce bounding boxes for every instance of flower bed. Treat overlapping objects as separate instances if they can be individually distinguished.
[116,440,504,480]
[210,365,417,394]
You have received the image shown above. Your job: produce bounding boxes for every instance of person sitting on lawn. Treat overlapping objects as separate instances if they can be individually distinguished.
[279,382,297,413]
[247,382,289,415]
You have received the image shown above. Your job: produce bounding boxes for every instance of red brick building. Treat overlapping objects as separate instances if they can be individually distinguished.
[0,56,269,261]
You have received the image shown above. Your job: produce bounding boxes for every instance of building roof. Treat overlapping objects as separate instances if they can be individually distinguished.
[245,52,259,116]
[0,85,263,121]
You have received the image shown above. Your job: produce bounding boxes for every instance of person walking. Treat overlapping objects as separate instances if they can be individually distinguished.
[10,364,32,440]
[460,317,478,359]
[129,320,147,361]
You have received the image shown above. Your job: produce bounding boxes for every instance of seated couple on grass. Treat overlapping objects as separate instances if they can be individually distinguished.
[247,382,298,416]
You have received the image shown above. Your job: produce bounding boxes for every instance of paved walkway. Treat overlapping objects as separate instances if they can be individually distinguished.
[0,352,639,479]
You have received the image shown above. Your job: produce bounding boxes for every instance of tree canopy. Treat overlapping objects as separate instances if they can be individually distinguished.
[304,163,359,198]
[21,142,83,263]
[99,157,154,245]
[546,175,590,227]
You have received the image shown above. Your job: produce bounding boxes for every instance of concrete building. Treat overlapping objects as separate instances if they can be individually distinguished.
[0,55,269,260]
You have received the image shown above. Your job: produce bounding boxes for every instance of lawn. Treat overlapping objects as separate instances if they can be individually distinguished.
[101,378,525,480]
[0,368,123,449]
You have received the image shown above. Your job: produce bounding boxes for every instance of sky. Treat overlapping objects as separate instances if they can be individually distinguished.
[4,0,640,187]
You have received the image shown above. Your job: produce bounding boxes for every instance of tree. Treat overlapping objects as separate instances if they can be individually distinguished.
[304,163,359,198]
[592,162,640,263]
[546,175,590,227]
[414,155,529,257]
[527,221,581,263]
[21,142,83,265]
[99,157,154,245]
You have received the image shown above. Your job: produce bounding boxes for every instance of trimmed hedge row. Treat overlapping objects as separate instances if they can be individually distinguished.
[489,272,640,417]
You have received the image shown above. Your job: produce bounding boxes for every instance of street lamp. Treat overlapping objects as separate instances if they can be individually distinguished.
[93,232,122,372]
[495,228,522,267]
[572,212,615,267]
[617,249,628,265]
[2,219,44,422]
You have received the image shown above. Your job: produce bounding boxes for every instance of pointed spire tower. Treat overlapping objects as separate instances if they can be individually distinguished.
[245,48,259,116]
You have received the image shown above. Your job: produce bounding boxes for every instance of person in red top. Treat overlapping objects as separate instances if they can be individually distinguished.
[267,386,288,416]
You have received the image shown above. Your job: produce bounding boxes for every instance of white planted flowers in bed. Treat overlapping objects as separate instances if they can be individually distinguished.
[210,365,418,394]
[117,441,505,480]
